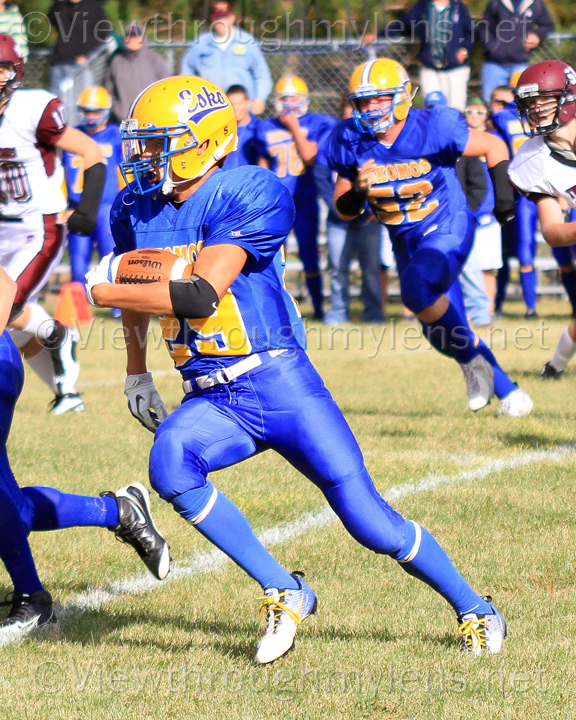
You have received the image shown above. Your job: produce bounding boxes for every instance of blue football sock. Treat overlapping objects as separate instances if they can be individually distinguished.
[475,338,517,399]
[22,487,118,531]
[195,491,299,591]
[397,520,492,616]
[423,302,477,364]
[520,269,537,312]
[306,274,324,317]
[495,262,509,312]
[0,485,43,594]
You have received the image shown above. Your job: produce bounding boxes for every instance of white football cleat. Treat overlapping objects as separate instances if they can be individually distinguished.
[255,572,317,664]
[460,354,494,412]
[458,596,506,655]
[497,388,534,417]
[49,392,85,415]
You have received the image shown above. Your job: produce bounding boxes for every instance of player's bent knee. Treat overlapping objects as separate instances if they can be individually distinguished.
[169,482,218,524]
[400,249,450,315]
[149,425,209,503]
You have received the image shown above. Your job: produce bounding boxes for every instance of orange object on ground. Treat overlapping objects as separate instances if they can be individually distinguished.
[53,281,93,327]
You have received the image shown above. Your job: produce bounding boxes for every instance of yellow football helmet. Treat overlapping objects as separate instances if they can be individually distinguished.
[120,76,238,195]
[77,86,112,129]
[509,69,523,90]
[274,76,309,117]
[348,58,413,136]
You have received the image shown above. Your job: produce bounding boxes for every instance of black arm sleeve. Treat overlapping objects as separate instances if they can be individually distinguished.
[489,160,516,225]
[456,156,487,213]
[67,162,106,236]
[335,185,368,218]
[169,275,219,320]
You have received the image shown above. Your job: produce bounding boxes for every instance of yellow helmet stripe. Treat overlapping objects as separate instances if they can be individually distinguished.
[361,59,378,86]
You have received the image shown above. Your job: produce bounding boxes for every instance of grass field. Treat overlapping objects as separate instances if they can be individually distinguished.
[5,298,576,720]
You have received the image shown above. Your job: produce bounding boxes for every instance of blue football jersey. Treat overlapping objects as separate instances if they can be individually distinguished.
[222,114,259,170]
[255,113,336,199]
[63,123,123,206]
[491,103,528,158]
[110,166,305,377]
[327,107,471,243]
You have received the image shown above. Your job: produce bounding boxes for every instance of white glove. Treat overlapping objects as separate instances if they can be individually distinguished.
[85,252,116,305]
[124,372,168,433]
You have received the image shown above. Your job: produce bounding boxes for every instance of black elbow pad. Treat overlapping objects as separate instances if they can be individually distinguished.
[335,186,368,217]
[169,275,219,319]
[67,162,106,236]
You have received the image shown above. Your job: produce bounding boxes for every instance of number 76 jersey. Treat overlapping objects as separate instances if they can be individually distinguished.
[327,106,470,242]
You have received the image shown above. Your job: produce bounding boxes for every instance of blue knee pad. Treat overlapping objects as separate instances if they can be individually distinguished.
[400,248,451,314]
[149,420,220,522]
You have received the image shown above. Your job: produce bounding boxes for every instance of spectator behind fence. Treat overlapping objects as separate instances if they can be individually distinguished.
[48,0,110,97]
[462,97,502,318]
[480,0,554,102]
[105,22,170,123]
[0,1,27,61]
[179,1,272,115]
[387,0,473,112]
[222,85,259,170]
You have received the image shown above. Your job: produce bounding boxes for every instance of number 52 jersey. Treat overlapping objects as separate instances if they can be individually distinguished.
[327,106,471,243]
[0,89,67,217]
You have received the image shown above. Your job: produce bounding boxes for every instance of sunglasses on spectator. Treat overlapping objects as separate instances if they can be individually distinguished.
[465,108,487,115]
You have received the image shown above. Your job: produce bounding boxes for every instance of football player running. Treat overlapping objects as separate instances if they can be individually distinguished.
[0,264,169,638]
[256,76,335,319]
[86,76,506,662]
[0,34,106,414]
[328,58,533,417]
[508,61,576,379]
[62,87,124,318]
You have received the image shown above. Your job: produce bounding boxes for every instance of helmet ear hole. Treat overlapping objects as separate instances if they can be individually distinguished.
[197,140,209,156]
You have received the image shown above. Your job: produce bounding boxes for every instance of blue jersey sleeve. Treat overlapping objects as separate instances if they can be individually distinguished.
[308,114,336,145]
[428,106,470,166]
[110,188,137,254]
[204,167,295,262]
[325,121,358,180]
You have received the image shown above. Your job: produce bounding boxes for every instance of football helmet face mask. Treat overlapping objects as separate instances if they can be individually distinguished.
[274,76,309,117]
[0,33,23,103]
[77,86,112,129]
[516,60,576,137]
[348,58,414,136]
[120,76,238,195]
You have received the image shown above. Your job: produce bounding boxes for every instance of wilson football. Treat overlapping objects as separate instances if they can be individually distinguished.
[112,248,193,285]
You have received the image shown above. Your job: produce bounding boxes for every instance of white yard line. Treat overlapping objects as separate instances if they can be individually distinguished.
[3,443,575,646]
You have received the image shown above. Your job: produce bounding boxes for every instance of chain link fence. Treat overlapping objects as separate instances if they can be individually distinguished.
[24,34,576,122]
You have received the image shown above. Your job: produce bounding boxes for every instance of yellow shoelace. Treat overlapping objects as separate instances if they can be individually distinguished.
[257,591,303,628]
[458,617,487,650]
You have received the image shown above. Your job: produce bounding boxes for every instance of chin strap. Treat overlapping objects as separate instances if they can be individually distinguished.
[161,133,237,195]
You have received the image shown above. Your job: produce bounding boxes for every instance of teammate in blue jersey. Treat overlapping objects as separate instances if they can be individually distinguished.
[86,75,507,662]
[328,58,533,417]
[63,87,124,315]
[221,85,259,170]
[490,85,540,318]
[255,76,335,319]
[0,264,169,637]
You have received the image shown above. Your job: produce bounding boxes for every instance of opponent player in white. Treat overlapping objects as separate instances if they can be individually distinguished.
[508,60,576,379]
[0,34,105,414]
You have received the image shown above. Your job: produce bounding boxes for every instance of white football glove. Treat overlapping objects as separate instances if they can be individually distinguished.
[85,252,116,305]
[124,372,168,433]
